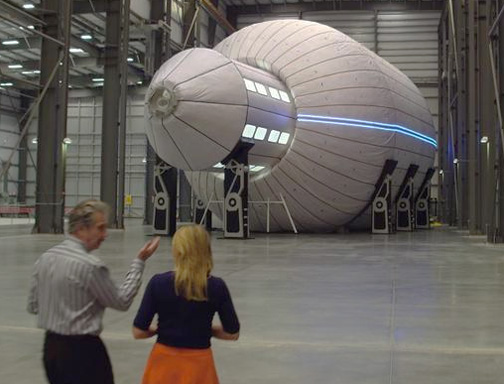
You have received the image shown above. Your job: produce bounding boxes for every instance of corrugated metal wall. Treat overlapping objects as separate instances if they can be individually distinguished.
[0,94,22,203]
[23,95,147,217]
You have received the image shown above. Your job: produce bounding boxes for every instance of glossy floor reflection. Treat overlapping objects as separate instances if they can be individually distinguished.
[1,222,504,383]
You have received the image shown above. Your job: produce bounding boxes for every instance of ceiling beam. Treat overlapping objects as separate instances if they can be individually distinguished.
[73,1,108,14]
[227,0,445,16]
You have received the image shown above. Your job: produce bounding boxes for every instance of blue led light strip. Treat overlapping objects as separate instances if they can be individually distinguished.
[297,114,437,148]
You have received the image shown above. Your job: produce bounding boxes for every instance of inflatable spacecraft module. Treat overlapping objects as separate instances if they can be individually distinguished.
[145,19,436,232]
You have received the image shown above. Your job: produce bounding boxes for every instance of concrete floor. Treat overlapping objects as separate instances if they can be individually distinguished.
[2,221,504,383]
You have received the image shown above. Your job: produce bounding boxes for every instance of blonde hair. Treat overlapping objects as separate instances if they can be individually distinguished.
[69,199,110,234]
[172,225,213,301]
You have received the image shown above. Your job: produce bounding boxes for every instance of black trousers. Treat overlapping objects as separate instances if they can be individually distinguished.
[43,331,114,384]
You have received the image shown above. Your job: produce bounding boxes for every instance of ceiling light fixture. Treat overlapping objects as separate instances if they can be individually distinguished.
[80,34,92,40]
[2,40,19,46]
[8,64,23,69]
[69,48,85,53]
[127,57,134,62]
[22,3,35,9]
[0,82,13,87]
[92,78,104,82]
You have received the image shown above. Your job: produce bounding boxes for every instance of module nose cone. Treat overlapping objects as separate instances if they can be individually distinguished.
[145,48,249,171]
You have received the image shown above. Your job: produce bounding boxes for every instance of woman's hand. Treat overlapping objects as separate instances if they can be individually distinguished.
[212,325,239,341]
[132,324,158,339]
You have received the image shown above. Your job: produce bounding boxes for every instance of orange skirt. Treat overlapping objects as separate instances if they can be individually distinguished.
[141,343,219,384]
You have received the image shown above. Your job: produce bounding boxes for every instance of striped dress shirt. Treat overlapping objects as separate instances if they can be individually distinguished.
[27,236,145,335]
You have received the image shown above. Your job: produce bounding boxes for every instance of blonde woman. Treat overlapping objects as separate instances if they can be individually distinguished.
[132,225,240,384]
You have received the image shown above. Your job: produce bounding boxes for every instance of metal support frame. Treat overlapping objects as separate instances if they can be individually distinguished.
[101,0,129,228]
[33,0,71,233]
[467,0,479,234]
[415,168,436,229]
[222,141,254,239]
[395,164,419,232]
[183,0,197,49]
[438,0,504,240]
[194,197,212,230]
[152,163,177,236]
[197,192,298,234]
[371,159,398,234]
[145,0,172,225]
[117,0,131,229]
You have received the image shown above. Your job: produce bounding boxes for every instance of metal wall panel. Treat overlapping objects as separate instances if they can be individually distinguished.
[22,94,147,217]
[0,94,22,202]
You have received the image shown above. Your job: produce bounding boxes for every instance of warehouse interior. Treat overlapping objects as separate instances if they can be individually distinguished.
[2,0,504,382]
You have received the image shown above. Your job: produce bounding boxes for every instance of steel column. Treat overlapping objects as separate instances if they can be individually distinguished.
[34,0,71,233]
[467,0,480,233]
[480,0,496,236]
[144,0,172,225]
[17,96,30,204]
[101,0,122,227]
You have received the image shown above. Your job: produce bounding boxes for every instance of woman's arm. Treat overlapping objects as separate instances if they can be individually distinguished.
[132,324,158,339]
[212,325,239,341]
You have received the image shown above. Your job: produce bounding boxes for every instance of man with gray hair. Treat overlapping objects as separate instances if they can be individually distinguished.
[27,199,160,384]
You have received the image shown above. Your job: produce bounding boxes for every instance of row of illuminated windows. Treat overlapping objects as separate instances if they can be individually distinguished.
[241,124,290,145]
[243,78,291,103]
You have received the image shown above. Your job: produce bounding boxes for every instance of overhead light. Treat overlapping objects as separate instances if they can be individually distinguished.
[453,158,459,164]
[480,136,489,144]
[136,81,142,85]
[439,170,444,175]
[21,70,35,75]
[63,137,72,145]
[8,64,23,69]
[0,82,13,87]
[27,25,35,30]
[2,40,19,46]
[69,48,85,53]
[31,137,37,144]
[22,3,35,9]
[80,34,92,40]
[94,82,104,87]
[33,70,40,74]
[213,162,225,169]
[92,78,104,82]
[127,57,134,62]
[142,157,147,163]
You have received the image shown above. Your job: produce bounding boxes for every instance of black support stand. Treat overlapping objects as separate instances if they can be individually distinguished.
[222,140,254,239]
[415,168,435,229]
[395,164,419,232]
[153,162,177,236]
[372,159,398,234]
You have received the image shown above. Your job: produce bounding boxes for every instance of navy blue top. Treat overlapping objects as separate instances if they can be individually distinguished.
[133,271,240,349]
